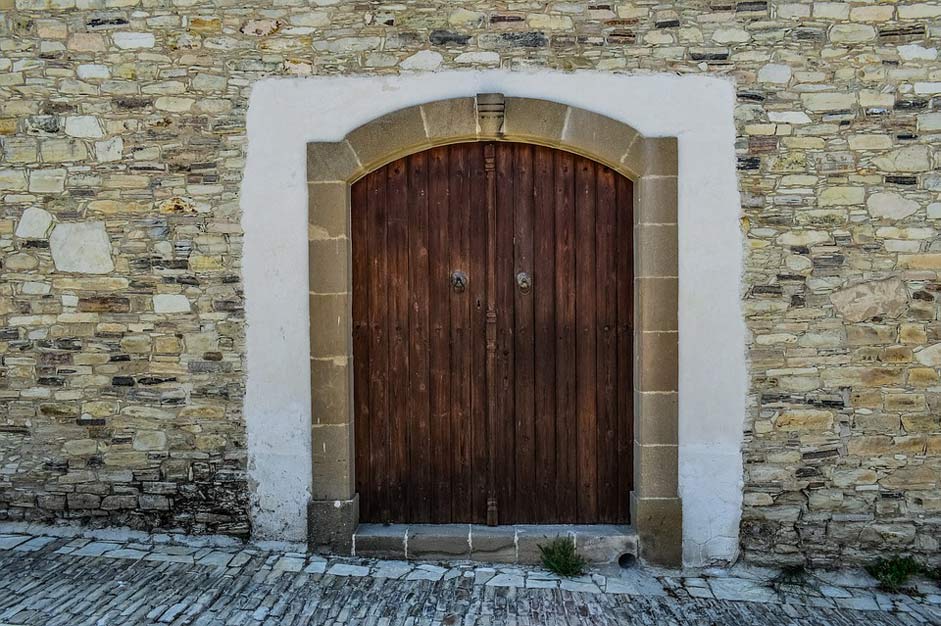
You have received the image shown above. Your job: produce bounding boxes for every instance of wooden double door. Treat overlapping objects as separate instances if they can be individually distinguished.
[351,141,633,525]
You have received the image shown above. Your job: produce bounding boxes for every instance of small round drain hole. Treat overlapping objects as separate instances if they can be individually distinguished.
[618,553,636,569]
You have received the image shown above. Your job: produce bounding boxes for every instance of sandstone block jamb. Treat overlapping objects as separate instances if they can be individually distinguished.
[49,222,114,274]
[306,140,360,557]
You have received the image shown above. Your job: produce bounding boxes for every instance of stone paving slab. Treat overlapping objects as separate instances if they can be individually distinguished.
[0,529,938,625]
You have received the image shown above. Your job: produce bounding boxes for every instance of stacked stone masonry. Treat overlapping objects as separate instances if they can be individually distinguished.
[0,0,940,567]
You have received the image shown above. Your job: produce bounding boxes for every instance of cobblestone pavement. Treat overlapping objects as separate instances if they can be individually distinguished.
[0,527,939,625]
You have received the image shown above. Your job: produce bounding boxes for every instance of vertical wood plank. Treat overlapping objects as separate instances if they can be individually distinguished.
[495,142,516,523]
[366,168,390,521]
[513,144,537,522]
[386,158,410,521]
[595,166,619,523]
[532,146,557,523]
[449,144,473,522]
[407,151,432,521]
[554,150,578,523]
[351,179,371,521]
[616,175,635,522]
[575,156,598,523]
[468,143,489,524]
[428,146,452,523]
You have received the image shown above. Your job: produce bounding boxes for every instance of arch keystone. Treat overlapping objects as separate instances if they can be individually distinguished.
[476,93,506,137]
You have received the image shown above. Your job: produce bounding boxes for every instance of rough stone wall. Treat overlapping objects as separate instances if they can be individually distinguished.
[0,1,940,564]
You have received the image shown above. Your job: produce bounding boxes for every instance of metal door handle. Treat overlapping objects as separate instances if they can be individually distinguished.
[516,271,532,294]
[451,270,467,293]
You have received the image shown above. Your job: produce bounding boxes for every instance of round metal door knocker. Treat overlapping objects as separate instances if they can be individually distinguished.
[451,270,467,293]
[516,271,532,294]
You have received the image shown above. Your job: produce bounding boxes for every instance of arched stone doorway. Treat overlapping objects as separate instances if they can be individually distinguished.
[306,94,680,565]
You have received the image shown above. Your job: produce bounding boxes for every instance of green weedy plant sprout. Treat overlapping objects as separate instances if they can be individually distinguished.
[865,556,925,592]
[538,537,587,578]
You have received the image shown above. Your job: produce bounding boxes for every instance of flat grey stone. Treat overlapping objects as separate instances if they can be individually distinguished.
[49,221,114,274]
[875,596,898,611]
[153,545,196,555]
[272,555,305,572]
[835,596,880,611]
[406,564,446,582]
[474,567,496,585]
[104,548,148,560]
[914,580,941,595]
[561,578,602,594]
[486,573,524,587]
[0,535,32,550]
[613,569,668,597]
[686,586,715,599]
[144,551,194,564]
[373,560,412,579]
[604,576,668,598]
[814,569,879,589]
[443,567,464,580]
[819,584,852,598]
[251,540,307,553]
[15,207,54,239]
[603,578,632,595]
[196,550,234,567]
[725,562,779,582]
[228,551,253,568]
[526,577,559,589]
[85,527,149,542]
[153,294,190,314]
[803,596,837,608]
[327,563,369,577]
[73,542,121,557]
[709,578,778,603]
[417,563,447,574]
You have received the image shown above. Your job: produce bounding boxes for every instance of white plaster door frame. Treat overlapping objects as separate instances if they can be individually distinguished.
[241,70,746,567]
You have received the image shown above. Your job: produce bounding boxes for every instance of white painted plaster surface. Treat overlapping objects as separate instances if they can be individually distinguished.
[242,71,746,565]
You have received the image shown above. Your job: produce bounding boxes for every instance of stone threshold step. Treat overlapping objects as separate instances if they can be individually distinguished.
[353,523,636,564]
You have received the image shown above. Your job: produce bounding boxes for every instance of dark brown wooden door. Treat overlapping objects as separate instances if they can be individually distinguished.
[351,142,633,525]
